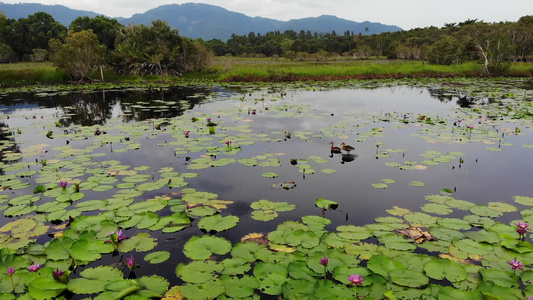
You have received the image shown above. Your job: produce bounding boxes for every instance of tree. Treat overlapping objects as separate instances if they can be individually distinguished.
[69,16,123,50]
[0,42,15,62]
[458,23,514,74]
[4,12,66,61]
[49,30,106,80]
[111,20,213,76]
[428,35,462,65]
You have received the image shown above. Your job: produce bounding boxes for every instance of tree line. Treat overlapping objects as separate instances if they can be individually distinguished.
[0,12,531,79]
[0,12,213,80]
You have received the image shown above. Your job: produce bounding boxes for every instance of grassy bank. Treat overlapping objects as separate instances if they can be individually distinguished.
[208,58,533,81]
[0,59,531,87]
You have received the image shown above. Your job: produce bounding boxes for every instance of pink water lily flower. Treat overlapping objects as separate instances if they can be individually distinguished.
[509,259,524,272]
[6,267,15,276]
[52,268,64,279]
[28,263,40,272]
[59,181,68,189]
[126,255,136,270]
[320,257,328,266]
[348,274,363,285]
[106,229,127,242]
[517,222,530,230]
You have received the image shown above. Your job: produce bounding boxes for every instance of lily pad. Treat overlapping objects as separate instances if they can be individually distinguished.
[183,236,232,260]
[144,251,171,264]
[198,214,239,232]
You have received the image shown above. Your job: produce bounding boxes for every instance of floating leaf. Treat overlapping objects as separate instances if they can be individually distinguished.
[516,196,533,206]
[261,172,279,178]
[183,236,232,260]
[421,203,453,215]
[410,181,426,187]
[67,266,124,294]
[367,254,405,279]
[180,279,224,300]
[423,258,467,282]
[251,210,278,221]
[119,232,157,253]
[176,260,223,284]
[144,251,171,264]
[469,205,502,218]
[220,274,259,298]
[315,198,338,210]
[390,269,429,288]
[372,183,388,189]
[253,262,287,295]
[28,277,67,300]
[198,214,239,232]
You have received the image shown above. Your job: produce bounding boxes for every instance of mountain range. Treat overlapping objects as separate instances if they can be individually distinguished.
[0,2,402,41]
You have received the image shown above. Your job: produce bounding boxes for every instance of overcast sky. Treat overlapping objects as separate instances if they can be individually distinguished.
[2,0,531,29]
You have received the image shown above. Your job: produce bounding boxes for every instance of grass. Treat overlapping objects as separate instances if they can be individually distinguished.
[0,59,531,87]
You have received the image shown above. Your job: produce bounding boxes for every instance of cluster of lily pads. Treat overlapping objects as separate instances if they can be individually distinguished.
[0,77,532,299]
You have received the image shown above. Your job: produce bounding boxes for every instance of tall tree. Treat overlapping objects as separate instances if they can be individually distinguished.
[69,16,123,50]
[49,30,106,80]
[4,12,66,61]
[111,20,213,76]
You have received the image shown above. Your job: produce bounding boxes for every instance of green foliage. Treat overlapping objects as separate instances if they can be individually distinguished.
[110,20,214,76]
[49,30,106,80]
[69,16,124,50]
[2,12,67,61]
[428,35,462,65]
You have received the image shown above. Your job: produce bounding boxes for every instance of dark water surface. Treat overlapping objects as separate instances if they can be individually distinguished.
[1,83,532,288]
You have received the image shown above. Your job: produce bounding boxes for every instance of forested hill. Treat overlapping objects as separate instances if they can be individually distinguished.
[122,3,402,40]
[0,2,99,25]
[0,2,402,41]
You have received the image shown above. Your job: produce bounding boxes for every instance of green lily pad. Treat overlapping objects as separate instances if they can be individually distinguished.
[144,251,171,264]
[423,258,467,282]
[176,260,224,284]
[251,210,278,221]
[421,203,453,215]
[198,214,239,232]
[515,196,533,206]
[470,205,503,218]
[183,236,232,260]
[67,266,124,294]
[372,183,388,189]
[315,198,338,210]
[453,239,492,255]
[180,279,224,300]
[118,232,157,253]
[390,269,429,288]
[28,277,67,300]
[410,181,426,187]
[261,172,279,178]
[253,262,287,295]
[367,254,405,280]
[220,274,259,298]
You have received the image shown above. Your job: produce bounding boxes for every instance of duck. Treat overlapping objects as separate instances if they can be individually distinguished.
[329,142,342,153]
[341,142,355,153]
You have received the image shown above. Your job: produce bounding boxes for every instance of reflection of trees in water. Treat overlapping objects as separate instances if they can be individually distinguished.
[428,88,455,103]
[0,86,215,127]
[56,90,115,127]
[428,88,481,108]
[0,122,20,175]
[118,86,211,122]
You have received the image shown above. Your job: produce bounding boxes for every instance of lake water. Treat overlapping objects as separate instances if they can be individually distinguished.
[0,81,532,290]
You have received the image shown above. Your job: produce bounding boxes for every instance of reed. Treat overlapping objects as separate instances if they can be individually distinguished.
[0,60,531,87]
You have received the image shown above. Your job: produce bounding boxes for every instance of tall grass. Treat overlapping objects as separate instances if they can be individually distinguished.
[0,59,531,87]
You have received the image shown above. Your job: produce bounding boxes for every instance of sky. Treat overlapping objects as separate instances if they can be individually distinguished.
[2,0,531,29]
